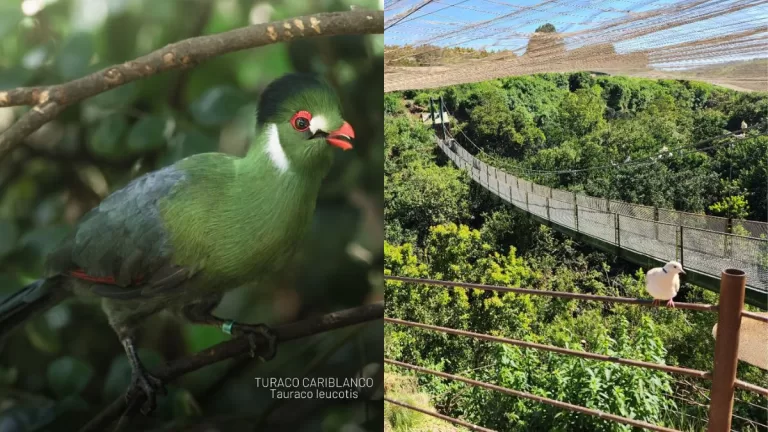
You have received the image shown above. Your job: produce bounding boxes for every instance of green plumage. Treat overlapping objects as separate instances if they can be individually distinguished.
[0,73,353,412]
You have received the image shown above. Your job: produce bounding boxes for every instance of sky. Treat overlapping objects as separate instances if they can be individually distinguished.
[384,0,768,69]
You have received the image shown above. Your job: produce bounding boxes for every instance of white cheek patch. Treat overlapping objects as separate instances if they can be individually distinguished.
[264,123,290,173]
[309,115,329,135]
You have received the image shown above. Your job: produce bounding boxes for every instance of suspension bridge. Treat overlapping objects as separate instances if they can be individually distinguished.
[432,123,768,308]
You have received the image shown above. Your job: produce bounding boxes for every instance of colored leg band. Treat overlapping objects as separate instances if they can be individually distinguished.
[222,320,235,335]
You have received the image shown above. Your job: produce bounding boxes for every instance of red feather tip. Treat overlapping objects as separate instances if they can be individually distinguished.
[69,269,145,285]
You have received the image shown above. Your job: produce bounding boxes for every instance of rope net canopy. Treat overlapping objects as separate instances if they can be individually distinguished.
[383,0,768,92]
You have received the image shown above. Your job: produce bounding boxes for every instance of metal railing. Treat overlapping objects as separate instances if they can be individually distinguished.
[436,137,768,306]
[384,270,768,432]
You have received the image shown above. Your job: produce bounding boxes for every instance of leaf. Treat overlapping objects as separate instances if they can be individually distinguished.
[0,366,17,386]
[170,388,202,418]
[53,395,90,415]
[183,324,229,353]
[0,220,18,258]
[102,355,132,401]
[24,315,61,354]
[159,129,217,166]
[46,357,93,398]
[88,82,139,108]
[140,0,176,21]
[0,66,30,90]
[19,225,71,258]
[0,402,57,432]
[88,115,129,159]
[0,6,22,39]
[55,33,94,81]
[190,86,250,127]
[127,116,168,154]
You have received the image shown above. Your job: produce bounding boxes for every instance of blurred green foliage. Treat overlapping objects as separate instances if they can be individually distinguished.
[0,0,383,431]
[383,76,768,431]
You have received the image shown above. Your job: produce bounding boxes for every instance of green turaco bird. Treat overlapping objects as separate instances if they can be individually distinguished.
[0,73,354,413]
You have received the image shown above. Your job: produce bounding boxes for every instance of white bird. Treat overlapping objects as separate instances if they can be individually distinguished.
[645,261,685,308]
[741,120,748,132]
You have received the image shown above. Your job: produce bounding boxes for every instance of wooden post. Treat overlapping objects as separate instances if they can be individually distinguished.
[615,213,620,246]
[707,269,747,432]
[546,197,550,220]
[654,207,659,241]
[525,192,529,211]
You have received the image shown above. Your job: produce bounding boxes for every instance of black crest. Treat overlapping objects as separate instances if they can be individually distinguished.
[256,73,332,126]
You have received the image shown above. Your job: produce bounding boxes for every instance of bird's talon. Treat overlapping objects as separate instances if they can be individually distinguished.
[247,333,259,359]
[234,323,277,361]
[127,369,165,415]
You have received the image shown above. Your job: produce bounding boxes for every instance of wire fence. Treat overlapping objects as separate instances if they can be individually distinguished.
[384,274,768,432]
[436,136,768,297]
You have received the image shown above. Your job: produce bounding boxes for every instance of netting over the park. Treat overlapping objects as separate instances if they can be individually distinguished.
[384,0,768,92]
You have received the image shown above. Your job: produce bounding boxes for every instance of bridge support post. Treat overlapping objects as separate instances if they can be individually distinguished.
[525,192,529,211]
[654,207,659,241]
[615,213,620,247]
[707,269,746,432]
[438,95,446,140]
[679,226,684,267]
[573,192,578,231]
[428,98,436,129]
[546,197,550,220]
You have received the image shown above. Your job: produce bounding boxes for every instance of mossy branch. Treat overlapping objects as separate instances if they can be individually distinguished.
[79,301,384,432]
[0,9,384,162]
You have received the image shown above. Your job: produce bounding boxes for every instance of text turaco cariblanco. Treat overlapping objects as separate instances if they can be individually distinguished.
[0,73,355,413]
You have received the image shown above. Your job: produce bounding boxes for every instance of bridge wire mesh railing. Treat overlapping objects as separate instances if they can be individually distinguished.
[384,275,768,432]
[435,134,768,295]
[453,120,768,241]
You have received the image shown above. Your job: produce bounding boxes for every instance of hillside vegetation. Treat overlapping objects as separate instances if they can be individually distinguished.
[384,73,768,431]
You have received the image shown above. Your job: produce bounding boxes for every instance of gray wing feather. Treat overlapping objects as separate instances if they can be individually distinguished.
[46,165,187,290]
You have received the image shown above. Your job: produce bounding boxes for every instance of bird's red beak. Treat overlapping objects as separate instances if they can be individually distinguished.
[326,121,354,151]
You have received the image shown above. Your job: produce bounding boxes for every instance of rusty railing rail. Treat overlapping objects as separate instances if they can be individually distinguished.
[385,270,768,431]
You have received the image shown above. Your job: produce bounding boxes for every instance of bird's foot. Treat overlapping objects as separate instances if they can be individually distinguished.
[666,299,676,308]
[232,323,278,362]
[126,369,167,414]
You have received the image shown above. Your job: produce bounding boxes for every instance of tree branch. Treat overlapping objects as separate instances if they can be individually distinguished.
[0,9,384,162]
[78,301,383,432]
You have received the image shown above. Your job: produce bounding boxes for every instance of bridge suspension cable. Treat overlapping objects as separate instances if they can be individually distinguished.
[428,127,768,306]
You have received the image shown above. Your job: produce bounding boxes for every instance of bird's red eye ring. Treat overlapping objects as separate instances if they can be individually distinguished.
[291,111,312,132]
